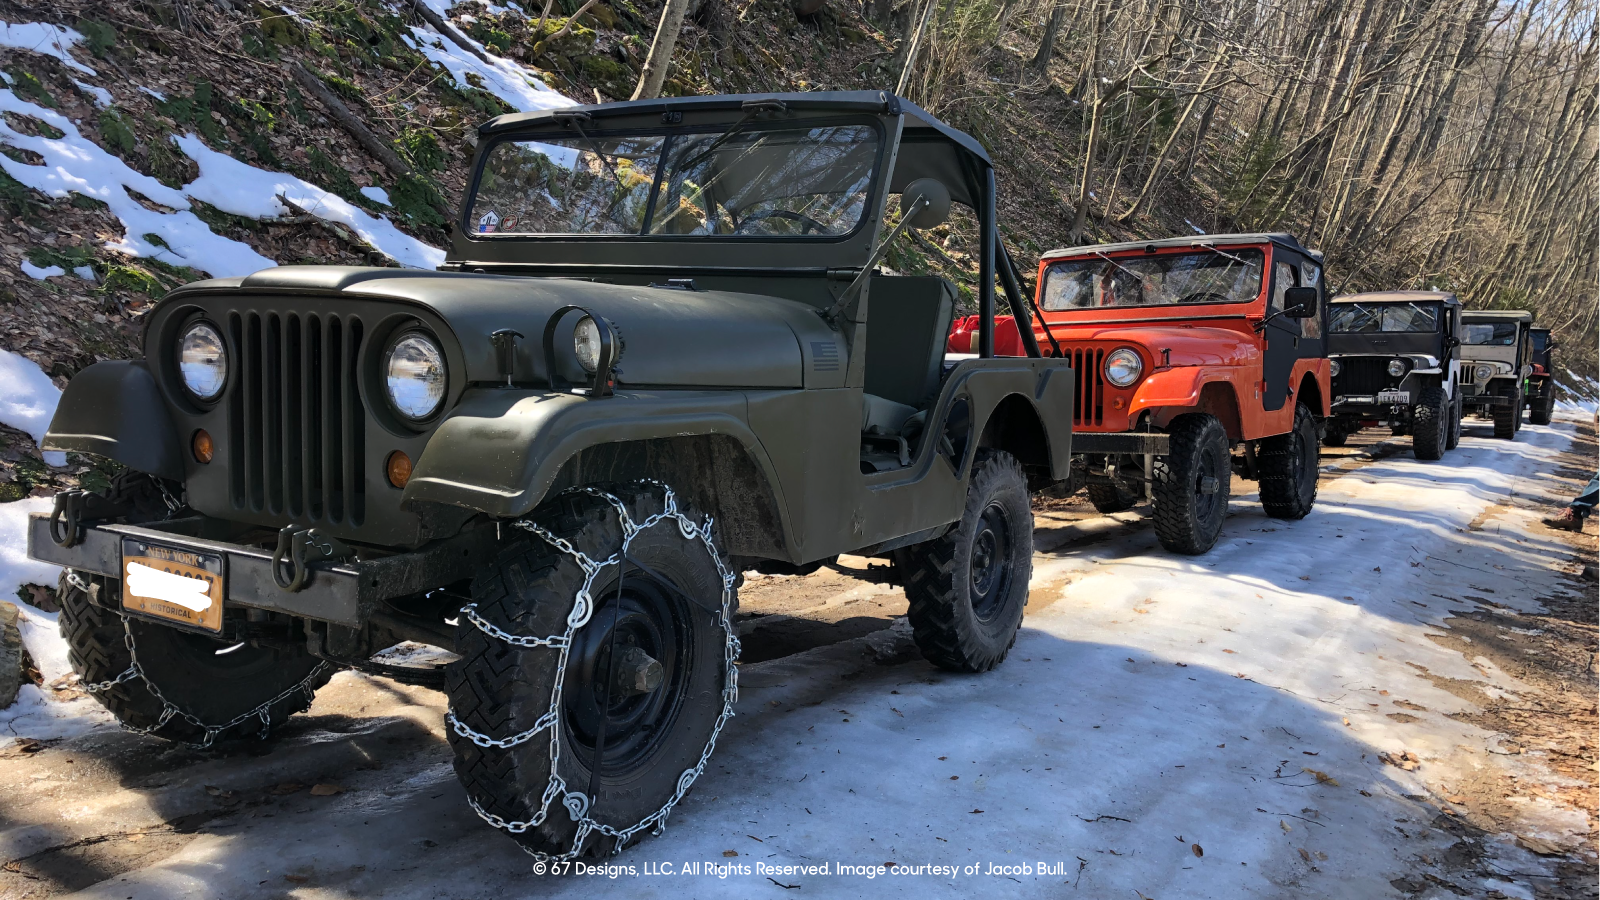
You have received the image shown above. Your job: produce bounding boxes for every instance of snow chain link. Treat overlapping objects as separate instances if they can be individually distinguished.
[445,481,740,861]
[65,570,330,750]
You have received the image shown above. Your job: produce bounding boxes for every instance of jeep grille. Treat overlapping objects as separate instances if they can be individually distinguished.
[226,311,366,525]
[1068,348,1105,426]
[1332,357,1390,396]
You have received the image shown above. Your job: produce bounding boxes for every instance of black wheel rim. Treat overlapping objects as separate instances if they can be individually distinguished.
[1194,443,1222,520]
[969,501,1014,622]
[563,573,692,777]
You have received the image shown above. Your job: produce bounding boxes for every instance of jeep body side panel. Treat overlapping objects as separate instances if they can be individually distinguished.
[42,360,184,480]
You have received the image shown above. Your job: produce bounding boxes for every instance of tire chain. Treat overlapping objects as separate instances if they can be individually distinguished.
[446,480,740,861]
[66,570,330,749]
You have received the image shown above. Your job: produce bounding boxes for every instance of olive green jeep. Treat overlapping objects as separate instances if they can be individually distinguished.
[28,92,1075,858]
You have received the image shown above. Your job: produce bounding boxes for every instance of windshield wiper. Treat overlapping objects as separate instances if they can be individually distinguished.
[676,98,789,174]
[1196,242,1253,267]
[549,109,623,184]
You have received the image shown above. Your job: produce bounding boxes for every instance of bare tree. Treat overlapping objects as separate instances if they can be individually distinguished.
[631,0,692,101]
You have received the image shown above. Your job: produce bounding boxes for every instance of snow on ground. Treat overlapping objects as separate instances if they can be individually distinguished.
[360,185,391,206]
[0,21,94,75]
[176,136,446,270]
[0,348,65,466]
[403,25,575,114]
[0,89,277,278]
[29,419,1587,900]
[19,259,60,279]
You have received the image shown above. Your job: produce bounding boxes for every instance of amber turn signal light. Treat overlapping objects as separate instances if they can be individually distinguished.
[386,450,412,488]
[191,429,214,463]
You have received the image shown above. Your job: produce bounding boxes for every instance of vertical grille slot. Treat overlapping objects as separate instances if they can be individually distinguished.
[1068,348,1106,426]
[229,310,364,525]
[1333,358,1391,396]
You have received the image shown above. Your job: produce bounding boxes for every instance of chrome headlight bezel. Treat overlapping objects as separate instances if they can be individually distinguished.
[383,329,448,423]
[1387,358,1408,377]
[1104,347,1144,388]
[1474,363,1495,381]
[178,320,229,402]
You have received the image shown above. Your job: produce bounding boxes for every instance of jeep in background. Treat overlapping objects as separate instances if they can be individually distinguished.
[27,92,1077,859]
[1459,309,1534,438]
[1323,290,1464,459]
[952,233,1330,555]
[1525,325,1558,425]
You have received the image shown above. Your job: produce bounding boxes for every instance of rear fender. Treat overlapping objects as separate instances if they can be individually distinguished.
[42,361,183,479]
[403,388,796,557]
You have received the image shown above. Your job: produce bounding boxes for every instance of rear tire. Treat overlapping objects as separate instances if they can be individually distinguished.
[1085,480,1141,514]
[58,572,331,744]
[1445,394,1462,450]
[1151,414,1231,555]
[446,484,735,858]
[1258,403,1319,520]
[1530,387,1555,425]
[1411,386,1448,460]
[896,450,1031,673]
[1492,388,1520,439]
[1322,428,1349,447]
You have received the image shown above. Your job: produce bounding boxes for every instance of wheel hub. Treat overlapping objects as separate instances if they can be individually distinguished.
[969,501,1013,622]
[612,646,664,696]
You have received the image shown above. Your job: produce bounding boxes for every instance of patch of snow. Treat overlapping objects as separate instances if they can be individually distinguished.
[371,641,460,668]
[403,25,574,114]
[0,89,276,278]
[0,21,95,76]
[137,85,166,102]
[72,79,112,108]
[19,259,62,279]
[177,135,445,270]
[359,185,391,206]
[0,349,66,466]
[72,264,95,282]
[1185,219,1205,234]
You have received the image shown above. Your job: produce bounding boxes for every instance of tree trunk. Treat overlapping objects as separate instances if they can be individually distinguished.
[631,0,693,101]
[1030,3,1065,72]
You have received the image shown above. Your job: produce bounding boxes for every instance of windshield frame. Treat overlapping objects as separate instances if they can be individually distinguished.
[1328,301,1442,334]
[1037,244,1272,316]
[458,114,890,245]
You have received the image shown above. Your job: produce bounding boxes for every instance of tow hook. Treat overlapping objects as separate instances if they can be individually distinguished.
[272,525,354,592]
[49,490,131,548]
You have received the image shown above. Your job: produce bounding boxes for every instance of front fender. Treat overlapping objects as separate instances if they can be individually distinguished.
[1128,366,1216,414]
[42,361,183,480]
[404,388,788,521]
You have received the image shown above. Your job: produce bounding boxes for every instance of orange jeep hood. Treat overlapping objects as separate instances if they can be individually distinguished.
[1046,321,1260,367]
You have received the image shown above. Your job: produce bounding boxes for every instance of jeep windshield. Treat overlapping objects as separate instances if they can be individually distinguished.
[1463,322,1519,345]
[1329,302,1439,333]
[465,122,879,238]
[1040,248,1264,310]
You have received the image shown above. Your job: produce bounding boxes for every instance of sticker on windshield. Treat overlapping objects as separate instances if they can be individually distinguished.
[478,210,500,233]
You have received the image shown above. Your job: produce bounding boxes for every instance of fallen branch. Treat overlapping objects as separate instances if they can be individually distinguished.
[538,0,601,54]
[408,0,491,63]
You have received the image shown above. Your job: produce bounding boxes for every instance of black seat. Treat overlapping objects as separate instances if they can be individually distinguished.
[863,275,956,411]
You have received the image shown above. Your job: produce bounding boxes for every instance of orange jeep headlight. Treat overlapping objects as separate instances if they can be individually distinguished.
[1104,348,1143,387]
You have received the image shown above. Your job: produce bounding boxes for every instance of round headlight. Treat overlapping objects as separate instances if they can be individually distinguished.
[178,321,228,400]
[384,332,446,420]
[1475,364,1493,381]
[574,315,601,374]
[1329,359,1341,377]
[1104,348,1143,388]
[1387,359,1407,377]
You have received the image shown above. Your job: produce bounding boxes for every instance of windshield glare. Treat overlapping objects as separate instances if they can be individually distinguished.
[1330,302,1439,333]
[467,123,879,238]
[1040,249,1264,310]
[1464,322,1519,345]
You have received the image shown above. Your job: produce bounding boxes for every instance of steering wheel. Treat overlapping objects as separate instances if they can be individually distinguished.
[733,209,829,235]
[1177,291,1236,305]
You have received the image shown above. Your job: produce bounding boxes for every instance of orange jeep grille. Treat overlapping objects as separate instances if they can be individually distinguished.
[1068,347,1105,426]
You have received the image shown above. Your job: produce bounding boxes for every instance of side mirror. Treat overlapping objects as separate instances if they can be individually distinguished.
[900,178,951,230]
[1283,286,1318,317]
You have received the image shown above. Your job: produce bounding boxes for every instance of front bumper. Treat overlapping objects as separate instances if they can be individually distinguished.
[1071,432,1171,456]
[27,514,492,628]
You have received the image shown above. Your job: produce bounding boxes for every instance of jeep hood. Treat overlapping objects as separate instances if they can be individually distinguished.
[162,267,833,389]
[1047,322,1260,367]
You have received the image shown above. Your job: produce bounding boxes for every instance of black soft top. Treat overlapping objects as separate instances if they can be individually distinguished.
[1040,233,1321,263]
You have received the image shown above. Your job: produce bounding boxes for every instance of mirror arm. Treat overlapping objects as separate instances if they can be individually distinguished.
[820,195,929,327]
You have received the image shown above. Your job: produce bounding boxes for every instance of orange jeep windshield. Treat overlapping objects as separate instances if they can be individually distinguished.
[1041,248,1264,311]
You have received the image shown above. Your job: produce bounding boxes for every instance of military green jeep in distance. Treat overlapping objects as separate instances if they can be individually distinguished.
[27,92,1076,858]
[1458,309,1534,439]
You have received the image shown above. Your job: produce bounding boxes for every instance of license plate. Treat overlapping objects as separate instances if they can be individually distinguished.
[1377,390,1410,404]
[121,538,226,632]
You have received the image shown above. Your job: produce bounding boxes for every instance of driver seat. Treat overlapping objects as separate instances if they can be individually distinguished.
[859,275,956,469]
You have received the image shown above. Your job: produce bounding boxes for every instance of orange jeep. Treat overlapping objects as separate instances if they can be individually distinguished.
[949,233,1331,554]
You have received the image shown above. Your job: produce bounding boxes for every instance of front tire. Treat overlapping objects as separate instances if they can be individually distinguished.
[446,484,735,858]
[1085,480,1141,514]
[1493,388,1521,439]
[896,450,1031,673]
[1445,394,1462,450]
[58,572,331,744]
[1530,386,1555,425]
[1411,386,1448,460]
[1151,413,1231,554]
[1258,403,1319,520]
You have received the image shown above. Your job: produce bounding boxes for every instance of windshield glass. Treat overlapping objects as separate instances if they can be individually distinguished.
[467,123,879,238]
[1463,322,1520,345]
[1040,248,1264,310]
[1329,302,1439,333]
[1531,332,1550,351]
